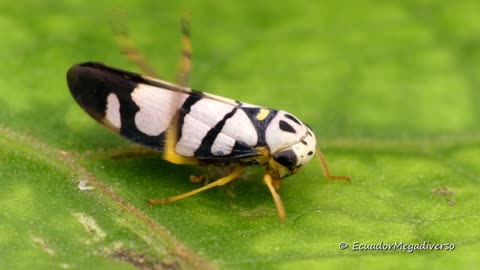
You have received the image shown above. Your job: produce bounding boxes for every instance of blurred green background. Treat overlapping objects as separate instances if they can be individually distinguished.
[0,0,479,269]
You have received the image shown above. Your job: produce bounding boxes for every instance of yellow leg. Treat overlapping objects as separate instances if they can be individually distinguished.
[176,14,192,86]
[263,173,286,223]
[148,166,243,206]
[316,148,351,183]
[110,11,159,77]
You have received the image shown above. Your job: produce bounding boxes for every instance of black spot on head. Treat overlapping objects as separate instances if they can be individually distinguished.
[273,150,298,171]
[279,120,296,133]
[285,114,301,125]
[308,151,313,156]
[301,140,307,145]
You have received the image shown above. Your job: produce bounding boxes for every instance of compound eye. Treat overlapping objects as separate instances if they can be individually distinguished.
[273,150,298,171]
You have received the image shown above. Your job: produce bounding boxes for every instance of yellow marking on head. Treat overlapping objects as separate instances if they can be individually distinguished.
[256,108,270,121]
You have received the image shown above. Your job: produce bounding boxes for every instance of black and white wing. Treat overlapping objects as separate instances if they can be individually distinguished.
[67,62,277,163]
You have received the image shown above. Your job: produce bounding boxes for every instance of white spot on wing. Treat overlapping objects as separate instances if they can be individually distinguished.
[175,114,211,156]
[132,84,187,136]
[176,99,234,156]
[211,133,235,156]
[106,93,121,128]
[220,109,257,145]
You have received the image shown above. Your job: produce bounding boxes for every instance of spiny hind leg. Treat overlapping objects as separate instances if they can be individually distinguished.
[148,166,243,206]
[110,10,160,77]
[176,14,192,86]
[316,148,351,183]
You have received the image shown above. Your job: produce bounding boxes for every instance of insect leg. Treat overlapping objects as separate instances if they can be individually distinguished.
[110,12,159,77]
[176,14,192,86]
[148,166,243,206]
[316,148,351,183]
[190,174,209,185]
[263,173,286,223]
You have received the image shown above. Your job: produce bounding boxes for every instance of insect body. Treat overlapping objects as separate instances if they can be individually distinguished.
[67,20,349,223]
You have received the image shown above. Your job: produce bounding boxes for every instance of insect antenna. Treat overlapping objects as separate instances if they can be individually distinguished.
[316,148,351,183]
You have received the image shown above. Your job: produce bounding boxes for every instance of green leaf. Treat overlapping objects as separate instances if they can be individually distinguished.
[1,1,478,269]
